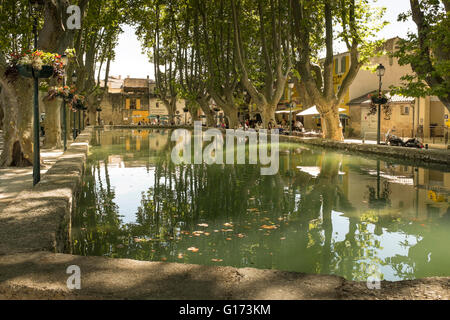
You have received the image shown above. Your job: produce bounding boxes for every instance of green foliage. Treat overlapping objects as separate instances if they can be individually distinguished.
[391,0,450,106]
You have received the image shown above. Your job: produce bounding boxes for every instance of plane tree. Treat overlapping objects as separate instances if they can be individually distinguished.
[290,0,386,140]
[392,0,450,112]
[231,0,292,128]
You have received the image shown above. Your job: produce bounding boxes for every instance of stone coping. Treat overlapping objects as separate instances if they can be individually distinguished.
[278,135,450,168]
[0,125,448,300]
[0,127,93,255]
[96,125,449,168]
[0,252,448,300]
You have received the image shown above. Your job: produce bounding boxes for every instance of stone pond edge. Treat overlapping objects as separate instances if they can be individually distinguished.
[0,125,448,300]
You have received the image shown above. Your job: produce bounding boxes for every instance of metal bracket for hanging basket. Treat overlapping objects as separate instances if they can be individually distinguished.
[17,64,54,79]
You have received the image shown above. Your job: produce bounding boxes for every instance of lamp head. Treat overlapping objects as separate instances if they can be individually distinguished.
[376,64,385,77]
[72,71,78,83]
[30,0,44,8]
[29,0,44,17]
[61,54,69,67]
[288,79,295,89]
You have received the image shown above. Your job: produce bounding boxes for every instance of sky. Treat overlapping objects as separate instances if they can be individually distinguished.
[103,0,417,80]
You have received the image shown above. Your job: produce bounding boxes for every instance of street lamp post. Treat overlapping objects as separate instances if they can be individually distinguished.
[183,107,189,125]
[72,72,78,140]
[376,64,386,145]
[61,54,69,151]
[30,0,44,186]
[78,107,82,133]
[97,96,102,125]
[288,80,295,136]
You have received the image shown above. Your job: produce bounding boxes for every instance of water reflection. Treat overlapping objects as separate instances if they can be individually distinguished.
[72,129,450,281]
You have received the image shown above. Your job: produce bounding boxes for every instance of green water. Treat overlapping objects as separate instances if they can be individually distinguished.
[72,129,450,281]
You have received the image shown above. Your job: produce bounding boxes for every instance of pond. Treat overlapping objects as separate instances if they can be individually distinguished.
[72,129,450,281]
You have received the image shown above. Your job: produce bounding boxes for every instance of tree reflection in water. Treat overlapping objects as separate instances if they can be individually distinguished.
[72,130,450,281]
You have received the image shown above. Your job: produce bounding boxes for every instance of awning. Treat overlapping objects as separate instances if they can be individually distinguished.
[297,106,347,116]
[275,107,303,114]
[313,114,350,119]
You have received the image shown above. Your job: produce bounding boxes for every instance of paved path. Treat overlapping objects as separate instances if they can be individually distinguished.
[0,131,64,212]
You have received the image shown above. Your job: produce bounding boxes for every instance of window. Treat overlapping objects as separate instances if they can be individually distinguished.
[401,105,410,115]
[156,102,159,108]
[334,58,339,75]
[341,57,347,74]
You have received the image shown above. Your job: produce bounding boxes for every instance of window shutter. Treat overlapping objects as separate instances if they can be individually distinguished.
[341,57,347,74]
[137,99,141,110]
[126,99,130,110]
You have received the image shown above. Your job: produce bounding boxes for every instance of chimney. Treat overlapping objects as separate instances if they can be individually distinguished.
[127,75,130,79]
[147,75,149,79]
[118,75,121,80]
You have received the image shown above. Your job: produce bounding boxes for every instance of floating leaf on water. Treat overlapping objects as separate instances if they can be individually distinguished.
[198,223,209,227]
[261,225,277,230]
[214,230,220,233]
[223,222,234,227]
[188,247,199,253]
[247,208,259,212]
[237,233,246,238]
[134,237,147,243]
[211,259,223,262]
[226,238,232,241]
[161,257,167,261]
[178,253,184,259]
[280,237,286,240]
[222,229,234,233]
[193,231,204,236]
[204,232,211,236]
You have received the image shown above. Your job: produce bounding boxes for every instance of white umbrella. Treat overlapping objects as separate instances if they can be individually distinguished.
[297,106,347,116]
[275,110,292,114]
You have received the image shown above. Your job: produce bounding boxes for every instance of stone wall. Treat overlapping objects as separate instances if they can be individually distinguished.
[279,135,450,168]
[0,127,93,255]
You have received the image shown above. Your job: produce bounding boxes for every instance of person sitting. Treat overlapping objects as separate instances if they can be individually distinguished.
[295,120,304,132]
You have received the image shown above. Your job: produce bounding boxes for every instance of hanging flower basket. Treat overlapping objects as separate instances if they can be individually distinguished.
[371,96,389,105]
[96,107,102,112]
[213,107,221,112]
[5,49,74,82]
[17,64,54,78]
[183,107,189,113]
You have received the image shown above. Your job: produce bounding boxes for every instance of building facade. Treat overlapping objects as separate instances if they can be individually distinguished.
[98,76,191,125]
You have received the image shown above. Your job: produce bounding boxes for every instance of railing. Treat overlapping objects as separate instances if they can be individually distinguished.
[416,125,449,147]
[362,131,379,144]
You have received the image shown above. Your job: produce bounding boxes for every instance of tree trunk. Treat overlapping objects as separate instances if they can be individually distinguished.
[261,104,277,129]
[0,78,34,167]
[87,109,96,126]
[226,111,239,129]
[43,99,62,149]
[320,107,343,141]
[0,99,3,130]
[197,98,216,127]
